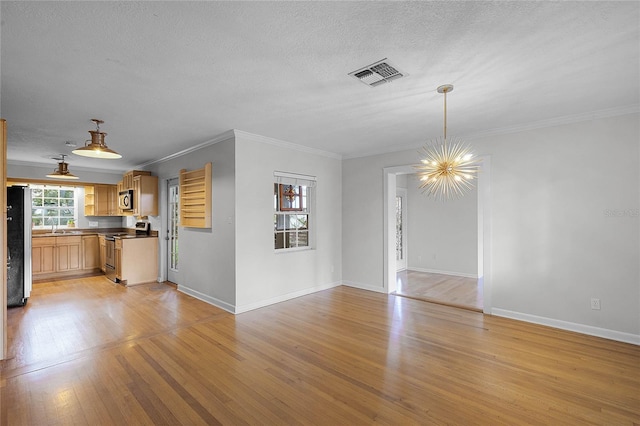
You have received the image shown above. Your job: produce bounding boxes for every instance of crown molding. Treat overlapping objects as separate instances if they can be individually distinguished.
[134,129,236,169]
[463,104,640,141]
[233,130,343,160]
[135,128,342,169]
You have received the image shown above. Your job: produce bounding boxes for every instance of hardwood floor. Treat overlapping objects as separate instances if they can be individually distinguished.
[1,276,639,425]
[395,270,483,311]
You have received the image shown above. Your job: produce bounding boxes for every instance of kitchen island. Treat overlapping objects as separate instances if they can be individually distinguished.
[114,235,158,286]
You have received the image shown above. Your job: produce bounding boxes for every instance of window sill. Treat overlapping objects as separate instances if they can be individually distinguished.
[274,247,314,254]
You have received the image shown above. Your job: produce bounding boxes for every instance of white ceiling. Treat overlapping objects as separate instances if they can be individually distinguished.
[1,1,638,172]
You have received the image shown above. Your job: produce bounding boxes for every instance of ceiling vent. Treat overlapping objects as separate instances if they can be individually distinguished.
[349,59,406,87]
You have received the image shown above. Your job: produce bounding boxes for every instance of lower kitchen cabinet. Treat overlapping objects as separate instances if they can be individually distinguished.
[32,235,100,281]
[115,237,157,285]
[32,237,56,275]
[56,236,81,272]
[82,235,100,270]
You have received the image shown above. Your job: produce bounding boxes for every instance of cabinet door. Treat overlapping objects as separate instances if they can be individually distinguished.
[56,237,81,272]
[57,244,80,271]
[32,238,56,275]
[82,235,100,270]
[94,185,109,216]
[32,245,55,274]
[99,236,106,272]
[107,186,117,216]
[133,175,158,217]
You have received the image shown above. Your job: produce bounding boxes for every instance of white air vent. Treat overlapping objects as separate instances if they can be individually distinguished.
[349,59,406,87]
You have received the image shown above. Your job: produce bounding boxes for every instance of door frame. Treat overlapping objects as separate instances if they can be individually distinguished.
[395,188,408,272]
[382,156,492,314]
[166,177,179,284]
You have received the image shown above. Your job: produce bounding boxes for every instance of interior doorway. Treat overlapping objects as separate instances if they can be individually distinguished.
[383,159,492,314]
[166,178,179,284]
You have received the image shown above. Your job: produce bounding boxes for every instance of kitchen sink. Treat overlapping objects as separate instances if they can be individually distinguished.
[38,230,84,236]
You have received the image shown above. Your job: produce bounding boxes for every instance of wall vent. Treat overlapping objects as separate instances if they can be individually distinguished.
[349,59,406,87]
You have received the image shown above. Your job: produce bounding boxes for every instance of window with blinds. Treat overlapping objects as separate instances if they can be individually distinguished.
[273,172,316,251]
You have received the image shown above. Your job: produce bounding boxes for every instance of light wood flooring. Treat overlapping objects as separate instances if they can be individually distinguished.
[395,270,483,311]
[1,276,639,425]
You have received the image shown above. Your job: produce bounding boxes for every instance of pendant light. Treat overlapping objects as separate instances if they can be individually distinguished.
[415,84,480,200]
[46,155,79,180]
[72,119,122,159]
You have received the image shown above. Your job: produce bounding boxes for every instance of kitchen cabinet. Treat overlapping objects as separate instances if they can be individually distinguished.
[55,236,81,272]
[82,235,100,270]
[98,235,106,273]
[133,175,158,217]
[85,184,118,216]
[33,235,101,280]
[115,237,158,285]
[32,237,56,275]
[122,170,151,191]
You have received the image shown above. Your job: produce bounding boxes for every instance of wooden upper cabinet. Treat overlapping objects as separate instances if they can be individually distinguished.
[133,175,158,217]
[85,184,118,216]
[95,184,109,216]
[122,170,151,191]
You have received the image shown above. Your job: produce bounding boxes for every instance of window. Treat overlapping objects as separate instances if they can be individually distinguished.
[31,184,78,229]
[274,172,316,251]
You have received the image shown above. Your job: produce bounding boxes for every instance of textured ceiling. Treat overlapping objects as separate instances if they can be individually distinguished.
[1,1,638,172]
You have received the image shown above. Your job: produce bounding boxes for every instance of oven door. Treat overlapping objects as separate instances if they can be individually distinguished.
[118,190,133,210]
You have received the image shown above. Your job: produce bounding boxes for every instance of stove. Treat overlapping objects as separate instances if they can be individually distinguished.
[134,221,150,235]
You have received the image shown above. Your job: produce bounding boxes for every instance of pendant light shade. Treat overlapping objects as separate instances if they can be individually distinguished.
[415,84,480,200]
[72,119,122,159]
[46,155,79,180]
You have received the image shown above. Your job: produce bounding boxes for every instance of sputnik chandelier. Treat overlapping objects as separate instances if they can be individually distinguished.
[415,84,480,200]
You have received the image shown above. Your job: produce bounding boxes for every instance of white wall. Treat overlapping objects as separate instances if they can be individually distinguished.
[407,174,478,276]
[343,113,639,342]
[342,150,415,291]
[146,136,237,310]
[234,131,342,312]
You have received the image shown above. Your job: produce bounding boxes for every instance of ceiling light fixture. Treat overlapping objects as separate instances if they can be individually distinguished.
[415,84,480,200]
[72,119,122,159]
[46,155,79,180]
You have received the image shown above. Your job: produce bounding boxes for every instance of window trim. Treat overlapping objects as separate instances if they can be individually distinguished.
[30,184,79,229]
[273,172,316,253]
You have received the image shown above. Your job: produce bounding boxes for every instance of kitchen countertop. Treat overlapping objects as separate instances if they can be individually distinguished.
[33,229,158,238]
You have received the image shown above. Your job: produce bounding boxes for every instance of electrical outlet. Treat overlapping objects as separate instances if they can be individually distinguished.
[590,298,601,310]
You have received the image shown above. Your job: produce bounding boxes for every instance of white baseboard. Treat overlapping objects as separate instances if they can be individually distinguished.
[408,267,478,279]
[492,308,640,346]
[235,281,342,314]
[342,280,387,293]
[177,285,235,314]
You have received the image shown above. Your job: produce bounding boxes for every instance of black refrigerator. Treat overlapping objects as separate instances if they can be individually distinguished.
[7,185,32,307]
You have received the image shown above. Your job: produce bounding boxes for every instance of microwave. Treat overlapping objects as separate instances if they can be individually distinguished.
[118,190,134,210]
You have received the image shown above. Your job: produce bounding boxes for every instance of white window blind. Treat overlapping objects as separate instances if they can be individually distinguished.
[274,171,317,188]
